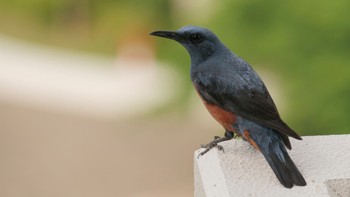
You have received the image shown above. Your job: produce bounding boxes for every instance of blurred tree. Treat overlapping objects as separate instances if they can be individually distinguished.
[0,0,173,54]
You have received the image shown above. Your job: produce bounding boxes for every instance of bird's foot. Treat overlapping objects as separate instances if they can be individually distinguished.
[197,136,230,159]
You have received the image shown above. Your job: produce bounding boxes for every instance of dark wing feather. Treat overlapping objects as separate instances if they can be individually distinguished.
[195,74,301,149]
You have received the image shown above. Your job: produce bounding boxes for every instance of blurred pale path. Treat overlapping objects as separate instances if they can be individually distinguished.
[0,35,282,197]
[0,35,217,197]
[0,35,179,119]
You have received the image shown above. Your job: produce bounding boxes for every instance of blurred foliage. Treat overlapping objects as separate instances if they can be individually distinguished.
[206,0,350,135]
[0,0,349,135]
[0,0,172,55]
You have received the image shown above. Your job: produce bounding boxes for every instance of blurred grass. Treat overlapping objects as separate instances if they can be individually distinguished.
[1,0,349,135]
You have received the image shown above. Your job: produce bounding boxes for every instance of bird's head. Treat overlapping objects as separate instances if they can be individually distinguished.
[150,25,226,64]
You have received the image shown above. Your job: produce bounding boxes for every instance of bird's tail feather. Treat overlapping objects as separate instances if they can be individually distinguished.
[236,116,306,188]
[260,137,306,188]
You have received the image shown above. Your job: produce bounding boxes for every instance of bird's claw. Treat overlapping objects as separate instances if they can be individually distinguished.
[217,144,224,151]
[197,141,225,159]
[197,133,235,159]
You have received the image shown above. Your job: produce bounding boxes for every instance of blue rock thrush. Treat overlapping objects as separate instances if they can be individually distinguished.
[150,25,306,188]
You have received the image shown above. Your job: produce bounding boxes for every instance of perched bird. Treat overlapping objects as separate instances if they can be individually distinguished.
[150,26,306,188]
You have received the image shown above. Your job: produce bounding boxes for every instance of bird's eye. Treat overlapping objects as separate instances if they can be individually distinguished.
[189,33,203,43]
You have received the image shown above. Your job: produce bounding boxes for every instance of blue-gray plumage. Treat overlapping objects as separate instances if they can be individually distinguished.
[150,25,306,188]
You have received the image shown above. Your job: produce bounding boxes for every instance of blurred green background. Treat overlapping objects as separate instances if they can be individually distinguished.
[1,0,349,134]
[0,0,350,196]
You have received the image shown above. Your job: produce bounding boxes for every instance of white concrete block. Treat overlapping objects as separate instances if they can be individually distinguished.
[194,135,350,197]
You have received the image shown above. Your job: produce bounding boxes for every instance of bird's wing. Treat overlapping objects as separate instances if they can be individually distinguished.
[195,74,302,144]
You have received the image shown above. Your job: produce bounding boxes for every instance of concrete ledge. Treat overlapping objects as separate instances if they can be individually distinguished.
[194,135,350,197]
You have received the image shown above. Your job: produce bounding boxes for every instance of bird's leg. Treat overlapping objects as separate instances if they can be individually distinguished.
[198,130,235,158]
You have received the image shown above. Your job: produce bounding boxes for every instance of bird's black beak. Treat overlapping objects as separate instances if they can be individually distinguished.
[150,30,179,41]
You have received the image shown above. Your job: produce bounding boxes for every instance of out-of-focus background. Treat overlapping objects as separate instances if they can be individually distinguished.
[0,0,349,196]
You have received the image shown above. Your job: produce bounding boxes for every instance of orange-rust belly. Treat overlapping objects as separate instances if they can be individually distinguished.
[193,83,237,132]
[202,101,237,132]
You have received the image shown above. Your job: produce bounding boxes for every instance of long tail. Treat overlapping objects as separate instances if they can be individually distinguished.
[260,136,306,188]
[237,117,307,188]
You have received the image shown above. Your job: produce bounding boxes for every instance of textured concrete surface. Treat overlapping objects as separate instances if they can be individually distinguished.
[194,135,350,197]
